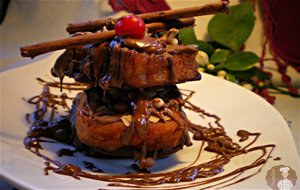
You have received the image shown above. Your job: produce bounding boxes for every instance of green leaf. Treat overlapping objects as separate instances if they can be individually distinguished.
[224,51,259,71]
[214,64,225,70]
[208,2,255,50]
[230,68,255,82]
[230,67,255,82]
[179,27,214,55]
[210,49,230,64]
[197,41,215,56]
[208,41,230,50]
[178,27,197,45]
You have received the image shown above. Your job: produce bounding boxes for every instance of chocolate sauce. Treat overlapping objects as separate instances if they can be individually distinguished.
[121,35,164,54]
[49,30,200,91]
[130,163,151,173]
[44,161,82,180]
[273,157,281,161]
[57,148,77,157]
[83,161,103,173]
[24,79,276,189]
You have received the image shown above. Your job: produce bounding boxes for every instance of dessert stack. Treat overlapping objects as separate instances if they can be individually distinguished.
[20,1,228,169]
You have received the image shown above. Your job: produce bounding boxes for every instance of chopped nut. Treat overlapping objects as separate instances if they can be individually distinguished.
[153,98,164,108]
[144,157,155,169]
[149,115,160,123]
[168,38,178,45]
[163,115,171,121]
[120,115,132,127]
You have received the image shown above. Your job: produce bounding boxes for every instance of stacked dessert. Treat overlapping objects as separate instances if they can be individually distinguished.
[52,16,201,169]
[20,1,229,169]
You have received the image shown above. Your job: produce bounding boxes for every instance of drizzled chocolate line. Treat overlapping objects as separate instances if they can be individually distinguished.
[36,78,89,91]
[66,0,228,34]
[26,87,72,121]
[26,78,86,122]
[24,79,276,190]
[20,18,195,58]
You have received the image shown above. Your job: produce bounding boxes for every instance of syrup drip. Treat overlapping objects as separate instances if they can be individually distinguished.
[24,80,276,189]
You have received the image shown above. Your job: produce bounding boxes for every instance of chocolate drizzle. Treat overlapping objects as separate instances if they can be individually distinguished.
[57,148,77,157]
[83,161,104,173]
[50,30,200,90]
[23,79,276,189]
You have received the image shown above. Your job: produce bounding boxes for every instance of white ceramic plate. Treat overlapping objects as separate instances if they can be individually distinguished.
[1,52,299,189]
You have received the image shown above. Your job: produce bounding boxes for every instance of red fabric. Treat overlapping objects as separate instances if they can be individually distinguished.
[262,0,300,72]
[109,0,171,14]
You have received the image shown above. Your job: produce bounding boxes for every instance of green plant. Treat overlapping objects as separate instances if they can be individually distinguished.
[179,2,299,104]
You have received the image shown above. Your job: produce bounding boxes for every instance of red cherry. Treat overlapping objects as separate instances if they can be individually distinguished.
[115,15,145,39]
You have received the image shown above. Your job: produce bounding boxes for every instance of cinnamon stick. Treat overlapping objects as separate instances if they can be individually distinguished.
[66,0,228,34]
[20,18,195,58]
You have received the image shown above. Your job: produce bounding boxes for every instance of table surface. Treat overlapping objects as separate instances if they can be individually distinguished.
[1,0,299,189]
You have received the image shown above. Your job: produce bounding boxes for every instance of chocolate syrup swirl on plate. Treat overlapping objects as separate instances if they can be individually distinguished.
[23,79,276,189]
